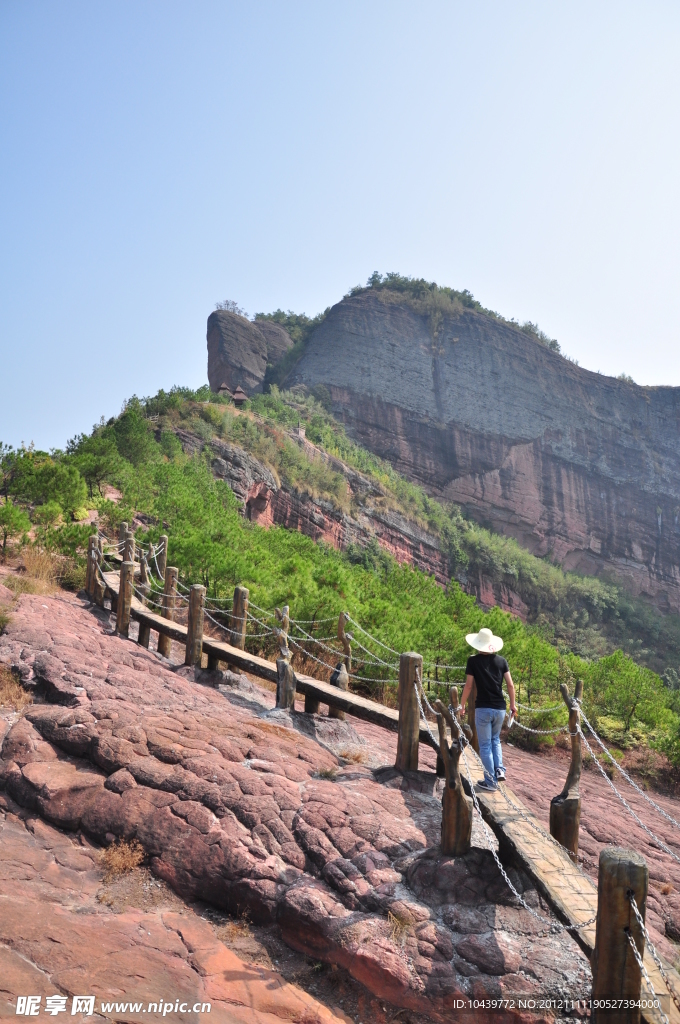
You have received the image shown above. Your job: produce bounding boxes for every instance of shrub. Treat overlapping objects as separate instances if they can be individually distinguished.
[100,839,145,880]
[0,499,30,561]
[0,664,31,710]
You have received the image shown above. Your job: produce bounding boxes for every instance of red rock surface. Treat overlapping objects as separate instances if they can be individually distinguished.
[0,794,353,1022]
[0,592,595,1022]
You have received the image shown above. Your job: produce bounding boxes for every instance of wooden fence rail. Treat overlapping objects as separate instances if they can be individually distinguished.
[100,569,435,746]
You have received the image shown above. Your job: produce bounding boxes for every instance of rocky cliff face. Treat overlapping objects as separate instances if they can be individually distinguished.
[284,292,680,612]
[172,428,471,594]
[207,311,292,395]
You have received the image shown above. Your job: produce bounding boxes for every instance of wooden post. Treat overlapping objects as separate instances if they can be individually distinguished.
[329,662,349,720]
[185,584,205,667]
[86,535,97,596]
[92,543,105,606]
[157,567,178,659]
[396,652,422,772]
[275,605,290,658]
[338,612,351,671]
[138,552,149,603]
[276,658,296,710]
[135,554,149,645]
[123,529,135,565]
[434,686,473,855]
[328,612,351,719]
[550,679,583,861]
[304,692,320,714]
[231,586,249,650]
[116,561,134,637]
[158,534,168,580]
[591,847,648,1024]
[118,522,128,545]
[467,681,479,754]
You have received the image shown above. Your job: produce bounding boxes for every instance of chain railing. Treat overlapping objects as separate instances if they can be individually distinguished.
[629,893,680,1017]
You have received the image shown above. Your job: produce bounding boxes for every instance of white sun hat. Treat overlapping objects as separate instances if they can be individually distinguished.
[465,626,504,654]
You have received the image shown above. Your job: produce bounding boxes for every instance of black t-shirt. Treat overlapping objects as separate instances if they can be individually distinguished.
[465,653,509,710]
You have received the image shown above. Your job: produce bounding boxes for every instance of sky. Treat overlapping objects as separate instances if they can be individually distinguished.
[2,1,680,450]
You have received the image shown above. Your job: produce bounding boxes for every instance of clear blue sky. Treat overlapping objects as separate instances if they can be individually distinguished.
[2,1,680,450]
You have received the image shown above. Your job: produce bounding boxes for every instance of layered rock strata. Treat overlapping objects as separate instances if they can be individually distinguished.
[173,426,527,614]
[0,593,591,1022]
[281,292,680,612]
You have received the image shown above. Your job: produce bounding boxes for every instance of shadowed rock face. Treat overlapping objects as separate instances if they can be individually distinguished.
[207,311,292,395]
[286,292,680,612]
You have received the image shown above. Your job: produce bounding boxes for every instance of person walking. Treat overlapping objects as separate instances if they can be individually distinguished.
[458,626,517,791]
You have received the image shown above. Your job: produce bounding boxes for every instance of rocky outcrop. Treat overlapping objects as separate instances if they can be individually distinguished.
[0,593,592,1021]
[0,793,349,1023]
[174,428,453,588]
[173,427,528,614]
[284,291,680,612]
[206,311,292,395]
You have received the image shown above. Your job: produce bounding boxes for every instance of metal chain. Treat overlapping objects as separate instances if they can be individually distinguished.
[422,662,466,672]
[510,696,567,714]
[203,607,272,639]
[629,893,680,1014]
[152,546,165,583]
[625,930,670,1024]
[346,615,400,656]
[413,673,441,753]
[511,720,569,735]
[291,620,396,670]
[581,712,680,834]
[287,636,394,685]
[579,728,680,866]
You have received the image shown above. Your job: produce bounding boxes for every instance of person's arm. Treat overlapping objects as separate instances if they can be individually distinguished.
[458,674,474,715]
[504,671,517,715]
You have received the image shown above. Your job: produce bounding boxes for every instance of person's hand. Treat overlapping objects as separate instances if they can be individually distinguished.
[509,706,517,716]
[458,705,465,716]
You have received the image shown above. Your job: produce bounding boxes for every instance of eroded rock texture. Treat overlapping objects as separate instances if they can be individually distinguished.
[207,311,292,396]
[0,796,352,1023]
[0,594,591,1022]
[284,292,680,612]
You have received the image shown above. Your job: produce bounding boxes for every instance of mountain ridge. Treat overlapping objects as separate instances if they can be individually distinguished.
[278,290,680,615]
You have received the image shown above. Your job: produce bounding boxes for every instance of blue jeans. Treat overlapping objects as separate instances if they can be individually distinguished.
[475,707,506,786]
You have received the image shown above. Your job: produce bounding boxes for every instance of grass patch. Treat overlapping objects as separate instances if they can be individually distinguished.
[100,839,145,880]
[0,664,32,710]
[316,767,338,781]
[4,550,86,596]
[387,910,411,947]
[337,747,368,764]
[4,550,58,596]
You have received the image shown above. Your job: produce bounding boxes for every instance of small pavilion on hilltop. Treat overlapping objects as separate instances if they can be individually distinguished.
[218,382,233,399]
[232,386,248,408]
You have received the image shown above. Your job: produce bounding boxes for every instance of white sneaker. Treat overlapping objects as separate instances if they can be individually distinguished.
[495,767,506,781]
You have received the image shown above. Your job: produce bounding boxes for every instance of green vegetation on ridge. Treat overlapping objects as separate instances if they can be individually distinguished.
[4,385,680,771]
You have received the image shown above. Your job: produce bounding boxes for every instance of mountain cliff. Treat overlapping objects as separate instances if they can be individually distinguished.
[208,287,680,614]
[207,309,293,394]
